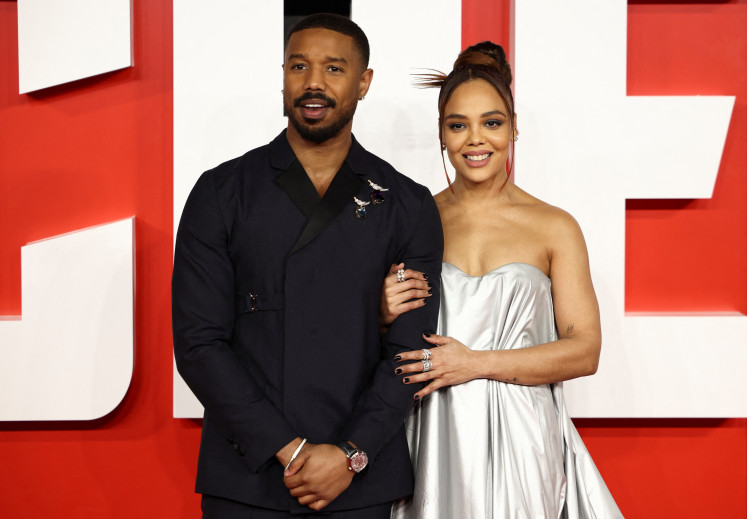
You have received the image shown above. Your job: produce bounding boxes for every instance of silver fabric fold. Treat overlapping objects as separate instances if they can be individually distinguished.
[391,262,623,519]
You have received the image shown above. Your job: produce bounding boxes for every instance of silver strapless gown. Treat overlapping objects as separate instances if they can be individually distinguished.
[391,262,623,519]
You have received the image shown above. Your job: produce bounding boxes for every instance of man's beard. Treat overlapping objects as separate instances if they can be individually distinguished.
[284,93,357,144]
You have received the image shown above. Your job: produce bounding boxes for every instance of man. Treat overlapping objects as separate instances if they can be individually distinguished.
[172,13,443,518]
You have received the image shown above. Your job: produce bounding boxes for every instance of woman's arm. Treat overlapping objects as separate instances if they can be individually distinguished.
[379,263,432,331]
[396,211,601,400]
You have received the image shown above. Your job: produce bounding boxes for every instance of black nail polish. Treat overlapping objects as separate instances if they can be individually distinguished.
[428,289,432,295]
[427,282,432,287]
[414,395,420,401]
[394,355,401,361]
[423,332,431,337]
[403,377,410,384]
[423,274,429,280]
[395,368,402,375]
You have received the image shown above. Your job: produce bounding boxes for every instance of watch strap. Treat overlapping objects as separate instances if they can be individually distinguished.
[335,440,357,458]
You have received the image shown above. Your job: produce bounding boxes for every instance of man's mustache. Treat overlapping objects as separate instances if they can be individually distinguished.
[293,92,337,108]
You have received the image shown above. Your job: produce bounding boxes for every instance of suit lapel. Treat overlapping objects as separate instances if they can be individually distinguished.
[275,159,320,219]
[288,162,364,255]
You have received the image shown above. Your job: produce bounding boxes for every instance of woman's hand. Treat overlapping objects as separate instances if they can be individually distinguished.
[379,263,432,328]
[395,334,483,400]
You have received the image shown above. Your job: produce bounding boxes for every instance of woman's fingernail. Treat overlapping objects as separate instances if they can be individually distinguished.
[394,355,402,361]
[427,282,432,287]
[423,274,429,280]
[403,377,410,384]
[395,368,402,375]
[423,332,431,337]
[428,289,432,295]
[414,395,420,401]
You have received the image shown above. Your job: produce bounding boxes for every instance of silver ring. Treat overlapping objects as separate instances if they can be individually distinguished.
[396,269,406,283]
[421,348,431,360]
[422,359,432,372]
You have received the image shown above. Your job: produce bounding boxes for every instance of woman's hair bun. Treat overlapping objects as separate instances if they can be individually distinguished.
[453,41,512,86]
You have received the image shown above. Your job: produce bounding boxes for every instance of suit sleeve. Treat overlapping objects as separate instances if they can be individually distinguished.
[342,189,443,457]
[172,171,297,472]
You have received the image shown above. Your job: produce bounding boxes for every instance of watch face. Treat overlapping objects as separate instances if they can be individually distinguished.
[350,451,368,473]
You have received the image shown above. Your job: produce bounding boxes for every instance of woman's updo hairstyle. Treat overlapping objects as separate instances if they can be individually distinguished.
[422,41,514,149]
[418,41,516,189]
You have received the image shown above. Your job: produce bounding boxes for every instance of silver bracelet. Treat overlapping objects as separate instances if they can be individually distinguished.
[284,438,307,471]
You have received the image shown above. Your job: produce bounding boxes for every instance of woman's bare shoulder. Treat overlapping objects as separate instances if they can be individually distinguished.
[513,187,578,227]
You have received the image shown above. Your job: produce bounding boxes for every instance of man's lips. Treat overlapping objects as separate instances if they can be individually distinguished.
[463,151,493,167]
[293,94,335,120]
[298,101,329,120]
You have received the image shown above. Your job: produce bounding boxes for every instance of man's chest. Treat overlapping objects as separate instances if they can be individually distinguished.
[227,181,403,296]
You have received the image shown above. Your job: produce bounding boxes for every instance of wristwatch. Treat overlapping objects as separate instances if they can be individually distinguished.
[335,440,368,473]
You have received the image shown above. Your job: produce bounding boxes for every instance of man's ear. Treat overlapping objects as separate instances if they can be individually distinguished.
[359,68,374,99]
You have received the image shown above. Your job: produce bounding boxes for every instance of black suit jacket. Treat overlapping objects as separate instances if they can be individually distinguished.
[172,130,443,512]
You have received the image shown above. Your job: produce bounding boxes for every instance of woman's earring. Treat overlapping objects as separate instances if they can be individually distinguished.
[513,128,519,142]
[359,95,365,101]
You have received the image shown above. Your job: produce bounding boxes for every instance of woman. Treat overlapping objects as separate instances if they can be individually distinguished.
[385,42,623,518]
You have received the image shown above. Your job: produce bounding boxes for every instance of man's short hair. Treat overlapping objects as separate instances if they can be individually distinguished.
[285,12,370,69]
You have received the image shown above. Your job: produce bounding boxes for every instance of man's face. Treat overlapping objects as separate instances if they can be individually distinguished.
[283,28,372,143]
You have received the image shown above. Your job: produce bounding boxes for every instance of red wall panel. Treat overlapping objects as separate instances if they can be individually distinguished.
[626,0,747,314]
[0,0,744,517]
[0,1,202,517]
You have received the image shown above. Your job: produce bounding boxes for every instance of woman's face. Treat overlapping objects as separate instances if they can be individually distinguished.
[442,79,512,185]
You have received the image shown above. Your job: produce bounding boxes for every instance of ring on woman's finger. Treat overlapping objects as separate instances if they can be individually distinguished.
[396,269,406,283]
[422,359,432,372]
[421,348,431,360]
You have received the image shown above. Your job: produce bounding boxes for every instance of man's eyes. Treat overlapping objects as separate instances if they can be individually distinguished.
[288,64,343,73]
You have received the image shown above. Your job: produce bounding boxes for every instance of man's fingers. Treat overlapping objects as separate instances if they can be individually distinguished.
[288,483,312,496]
[308,499,330,511]
[283,452,309,478]
[297,492,321,505]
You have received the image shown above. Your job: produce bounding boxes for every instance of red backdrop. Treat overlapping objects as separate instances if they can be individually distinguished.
[0,0,744,517]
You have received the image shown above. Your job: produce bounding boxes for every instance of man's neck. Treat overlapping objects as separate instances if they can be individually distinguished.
[286,125,353,197]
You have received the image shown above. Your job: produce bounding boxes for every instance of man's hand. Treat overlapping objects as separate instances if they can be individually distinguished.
[283,443,354,511]
[275,437,306,470]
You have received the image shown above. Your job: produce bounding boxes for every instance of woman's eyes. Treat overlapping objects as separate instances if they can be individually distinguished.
[447,120,504,131]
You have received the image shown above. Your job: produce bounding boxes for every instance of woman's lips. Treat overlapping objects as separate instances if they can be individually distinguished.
[463,152,492,167]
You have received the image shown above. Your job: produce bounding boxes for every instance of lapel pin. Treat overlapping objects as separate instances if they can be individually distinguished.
[368,180,389,204]
[353,197,370,219]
